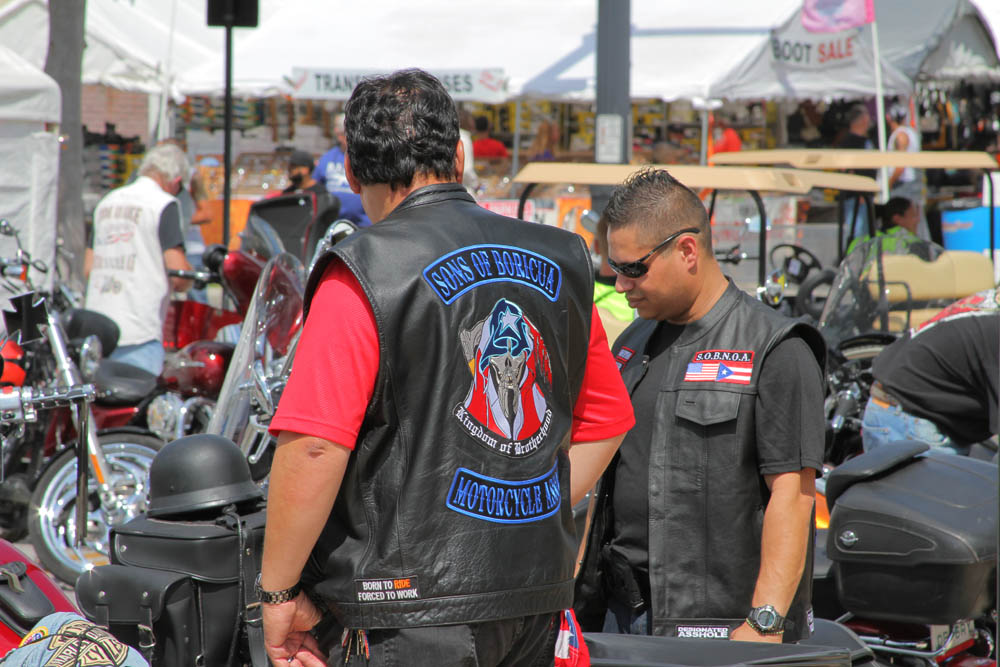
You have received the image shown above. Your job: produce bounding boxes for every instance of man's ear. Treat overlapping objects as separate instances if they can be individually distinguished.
[344,154,362,194]
[678,234,700,266]
[454,139,465,184]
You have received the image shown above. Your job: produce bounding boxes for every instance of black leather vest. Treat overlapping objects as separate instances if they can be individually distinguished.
[581,283,824,641]
[302,184,594,629]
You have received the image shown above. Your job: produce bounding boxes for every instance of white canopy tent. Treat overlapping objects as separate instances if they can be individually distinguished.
[713,0,1000,100]
[175,0,1000,103]
[0,0,223,96]
[0,44,60,292]
[175,0,807,102]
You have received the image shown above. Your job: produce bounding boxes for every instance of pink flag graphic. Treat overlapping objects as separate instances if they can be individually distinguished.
[802,0,875,33]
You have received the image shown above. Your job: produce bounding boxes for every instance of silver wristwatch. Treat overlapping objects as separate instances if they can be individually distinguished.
[254,573,301,605]
[746,604,785,634]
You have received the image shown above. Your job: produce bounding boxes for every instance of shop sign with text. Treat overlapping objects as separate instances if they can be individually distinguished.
[287,68,507,103]
[770,26,863,69]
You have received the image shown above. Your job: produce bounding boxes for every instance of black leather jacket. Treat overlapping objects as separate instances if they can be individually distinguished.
[576,283,824,641]
[303,183,594,629]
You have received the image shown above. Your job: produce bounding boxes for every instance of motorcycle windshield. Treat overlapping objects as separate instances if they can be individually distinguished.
[239,214,286,261]
[817,238,946,351]
[207,252,304,446]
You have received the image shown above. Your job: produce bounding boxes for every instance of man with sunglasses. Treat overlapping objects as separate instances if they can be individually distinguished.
[576,169,825,644]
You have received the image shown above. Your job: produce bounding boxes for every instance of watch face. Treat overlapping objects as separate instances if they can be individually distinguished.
[755,608,777,629]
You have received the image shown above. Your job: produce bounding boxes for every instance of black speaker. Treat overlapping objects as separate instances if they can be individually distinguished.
[207,0,258,27]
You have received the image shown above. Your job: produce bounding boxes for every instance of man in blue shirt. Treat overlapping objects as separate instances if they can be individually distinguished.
[313,112,371,227]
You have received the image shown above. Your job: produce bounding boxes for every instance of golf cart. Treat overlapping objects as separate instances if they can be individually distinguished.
[512,161,878,315]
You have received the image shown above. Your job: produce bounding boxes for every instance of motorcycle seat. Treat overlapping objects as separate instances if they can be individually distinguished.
[802,619,876,666]
[824,441,929,508]
[94,359,159,405]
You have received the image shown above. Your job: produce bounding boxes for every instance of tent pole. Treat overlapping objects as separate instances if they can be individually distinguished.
[223,21,233,248]
[512,100,521,180]
[699,109,709,165]
[155,0,179,142]
[871,16,889,203]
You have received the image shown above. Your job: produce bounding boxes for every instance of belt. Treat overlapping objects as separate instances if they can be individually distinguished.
[870,381,900,409]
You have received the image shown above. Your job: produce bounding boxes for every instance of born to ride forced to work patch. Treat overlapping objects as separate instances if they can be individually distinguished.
[423,244,562,305]
[683,349,754,385]
[355,576,421,603]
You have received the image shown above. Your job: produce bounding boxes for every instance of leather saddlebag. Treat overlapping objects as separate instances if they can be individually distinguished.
[76,566,200,666]
[80,507,267,666]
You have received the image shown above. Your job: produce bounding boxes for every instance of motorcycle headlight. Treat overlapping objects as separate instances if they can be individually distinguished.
[146,392,185,442]
[78,335,102,381]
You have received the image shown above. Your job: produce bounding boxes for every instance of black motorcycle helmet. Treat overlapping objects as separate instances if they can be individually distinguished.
[147,434,263,518]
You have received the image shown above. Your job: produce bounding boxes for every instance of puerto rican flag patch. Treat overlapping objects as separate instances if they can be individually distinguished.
[684,349,754,385]
[614,346,635,370]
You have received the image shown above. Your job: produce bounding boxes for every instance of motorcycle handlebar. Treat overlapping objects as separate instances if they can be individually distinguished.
[0,385,96,425]
[167,268,218,284]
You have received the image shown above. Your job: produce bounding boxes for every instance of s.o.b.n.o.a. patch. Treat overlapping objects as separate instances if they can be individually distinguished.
[455,298,553,458]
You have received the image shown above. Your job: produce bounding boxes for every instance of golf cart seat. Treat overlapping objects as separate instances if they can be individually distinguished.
[864,250,994,331]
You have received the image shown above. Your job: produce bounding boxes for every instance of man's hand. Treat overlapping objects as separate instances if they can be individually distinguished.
[262,592,326,666]
[731,621,782,644]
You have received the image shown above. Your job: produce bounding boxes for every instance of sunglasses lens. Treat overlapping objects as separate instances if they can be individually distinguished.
[609,260,646,278]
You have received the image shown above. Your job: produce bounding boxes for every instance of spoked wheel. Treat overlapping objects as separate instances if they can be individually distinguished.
[28,433,164,585]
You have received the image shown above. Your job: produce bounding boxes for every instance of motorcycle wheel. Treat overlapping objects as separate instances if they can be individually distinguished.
[27,433,164,585]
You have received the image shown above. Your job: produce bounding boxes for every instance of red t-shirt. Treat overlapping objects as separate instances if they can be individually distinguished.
[472,137,510,159]
[270,260,634,448]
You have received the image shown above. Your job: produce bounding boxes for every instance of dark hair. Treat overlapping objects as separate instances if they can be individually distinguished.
[343,69,459,190]
[602,168,712,253]
[474,115,490,133]
[879,196,912,228]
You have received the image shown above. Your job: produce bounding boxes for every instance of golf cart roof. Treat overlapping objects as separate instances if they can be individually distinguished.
[512,162,878,193]
[710,149,997,171]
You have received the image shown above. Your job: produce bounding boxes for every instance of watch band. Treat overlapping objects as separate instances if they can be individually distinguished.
[255,573,301,605]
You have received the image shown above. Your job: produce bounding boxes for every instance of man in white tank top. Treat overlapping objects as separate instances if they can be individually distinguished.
[886,104,929,241]
[85,144,194,374]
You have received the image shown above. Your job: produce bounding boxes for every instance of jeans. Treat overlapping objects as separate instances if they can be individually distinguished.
[109,339,165,376]
[326,614,557,667]
[603,597,651,635]
[861,397,969,456]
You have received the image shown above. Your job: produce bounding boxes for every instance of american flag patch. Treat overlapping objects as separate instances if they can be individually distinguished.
[614,346,635,370]
[683,349,754,385]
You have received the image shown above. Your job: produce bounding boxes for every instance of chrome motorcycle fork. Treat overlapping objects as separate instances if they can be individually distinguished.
[44,309,115,505]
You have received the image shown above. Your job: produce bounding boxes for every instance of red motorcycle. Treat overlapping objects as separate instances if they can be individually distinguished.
[18,218,286,585]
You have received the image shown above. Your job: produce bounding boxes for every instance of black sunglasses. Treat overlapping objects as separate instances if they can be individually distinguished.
[608,227,701,278]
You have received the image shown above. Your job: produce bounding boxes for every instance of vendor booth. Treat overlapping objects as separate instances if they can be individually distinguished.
[712,0,1000,100]
[0,44,60,293]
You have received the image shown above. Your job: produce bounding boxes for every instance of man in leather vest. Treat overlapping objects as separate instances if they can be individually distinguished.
[259,69,634,666]
[575,169,825,644]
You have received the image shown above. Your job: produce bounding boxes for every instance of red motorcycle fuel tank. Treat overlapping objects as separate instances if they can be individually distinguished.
[162,301,242,351]
[0,340,25,387]
[0,541,76,653]
[222,249,267,314]
[162,341,234,396]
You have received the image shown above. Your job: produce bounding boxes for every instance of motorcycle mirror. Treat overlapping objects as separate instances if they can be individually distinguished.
[0,220,15,237]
